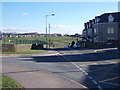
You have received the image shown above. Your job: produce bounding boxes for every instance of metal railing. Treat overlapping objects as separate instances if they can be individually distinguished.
[1,38,46,45]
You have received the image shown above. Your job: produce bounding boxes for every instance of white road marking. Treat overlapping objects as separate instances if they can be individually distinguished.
[99,82,120,86]
[63,65,70,66]
[88,76,93,79]
[94,48,117,52]
[35,63,55,64]
[17,58,34,59]
[99,76,120,83]
[79,61,118,67]
[58,53,103,90]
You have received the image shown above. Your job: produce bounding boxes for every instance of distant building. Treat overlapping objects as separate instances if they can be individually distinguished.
[82,12,120,47]
[64,34,69,36]
[2,32,62,38]
[64,33,81,37]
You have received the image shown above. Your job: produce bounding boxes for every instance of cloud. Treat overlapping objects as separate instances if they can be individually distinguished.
[53,25,72,29]
[22,12,29,16]
[0,27,17,31]
[0,27,43,33]
[0,27,29,32]
[41,25,72,29]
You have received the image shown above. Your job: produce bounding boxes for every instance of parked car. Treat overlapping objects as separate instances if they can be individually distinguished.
[74,43,81,48]
[64,43,81,48]
[64,45,69,48]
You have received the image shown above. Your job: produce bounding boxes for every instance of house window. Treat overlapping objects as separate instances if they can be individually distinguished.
[94,29,97,33]
[108,14,114,22]
[94,37,98,43]
[95,17,100,23]
[89,23,91,27]
[111,37,115,40]
[107,27,114,34]
[107,37,115,40]
[87,24,88,29]
[88,29,92,35]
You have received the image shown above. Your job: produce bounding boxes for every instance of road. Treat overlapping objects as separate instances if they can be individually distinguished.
[2,48,120,89]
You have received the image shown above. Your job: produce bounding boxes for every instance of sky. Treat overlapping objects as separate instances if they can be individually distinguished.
[0,1,119,35]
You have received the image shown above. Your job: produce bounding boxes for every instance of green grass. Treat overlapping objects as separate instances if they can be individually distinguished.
[2,50,47,54]
[2,36,82,48]
[52,36,81,48]
[48,36,82,48]
[0,74,22,88]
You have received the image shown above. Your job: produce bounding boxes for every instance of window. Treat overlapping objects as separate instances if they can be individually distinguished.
[94,29,97,33]
[86,24,88,29]
[89,23,91,27]
[88,29,92,35]
[108,14,114,22]
[94,37,98,42]
[95,17,100,23]
[107,37,115,40]
[108,27,114,34]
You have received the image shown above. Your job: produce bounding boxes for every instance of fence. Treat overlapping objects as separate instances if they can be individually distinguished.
[2,39,46,45]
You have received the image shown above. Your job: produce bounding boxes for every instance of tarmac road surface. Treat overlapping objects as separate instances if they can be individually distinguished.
[2,48,120,89]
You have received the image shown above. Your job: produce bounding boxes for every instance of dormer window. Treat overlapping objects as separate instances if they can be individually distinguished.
[95,17,100,23]
[86,24,88,29]
[95,18,97,23]
[108,14,114,22]
[96,18,100,23]
[89,22,91,27]
[92,20,94,25]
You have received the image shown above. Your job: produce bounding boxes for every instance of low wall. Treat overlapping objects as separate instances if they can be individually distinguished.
[1,44,32,52]
[15,44,32,52]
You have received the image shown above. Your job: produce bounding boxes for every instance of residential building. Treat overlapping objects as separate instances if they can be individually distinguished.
[82,12,120,47]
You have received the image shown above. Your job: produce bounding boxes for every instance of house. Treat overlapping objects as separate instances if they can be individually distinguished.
[82,12,120,47]
[2,32,62,38]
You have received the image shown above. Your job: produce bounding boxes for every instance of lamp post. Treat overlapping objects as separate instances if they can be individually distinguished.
[45,13,54,48]
[49,24,51,49]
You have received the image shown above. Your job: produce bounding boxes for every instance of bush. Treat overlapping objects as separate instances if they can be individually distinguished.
[31,44,44,50]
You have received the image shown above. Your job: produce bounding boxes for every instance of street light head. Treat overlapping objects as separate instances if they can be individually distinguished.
[52,13,54,16]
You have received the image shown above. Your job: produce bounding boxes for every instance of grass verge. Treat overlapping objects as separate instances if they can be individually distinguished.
[0,74,23,88]
[2,50,47,54]
[2,36,82,48]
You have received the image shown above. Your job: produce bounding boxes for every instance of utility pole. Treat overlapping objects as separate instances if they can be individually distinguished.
[45,13,54,49]
[49,24,51,49]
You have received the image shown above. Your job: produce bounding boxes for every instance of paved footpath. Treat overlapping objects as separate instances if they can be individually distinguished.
[2,64,88,88]
[0,50,59,58]
[1,50,88,88]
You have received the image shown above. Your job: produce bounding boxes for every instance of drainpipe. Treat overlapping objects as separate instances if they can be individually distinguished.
[118,21,120,50]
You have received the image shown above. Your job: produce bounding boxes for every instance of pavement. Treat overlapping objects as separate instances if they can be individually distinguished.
[1,50,88,89]
[0,50,59,58]
[0,48,118,58]
[2,64,88,88]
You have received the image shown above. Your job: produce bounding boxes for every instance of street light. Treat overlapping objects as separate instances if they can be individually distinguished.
[45,13,54,48]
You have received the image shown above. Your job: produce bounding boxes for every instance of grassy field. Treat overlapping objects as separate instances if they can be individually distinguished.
[2,50,47,54]
[2,36,82,48]
[0,74,23,88]
[49,36,82,48]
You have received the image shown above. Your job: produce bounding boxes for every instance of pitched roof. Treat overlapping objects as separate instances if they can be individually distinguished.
[99,12,120,23]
